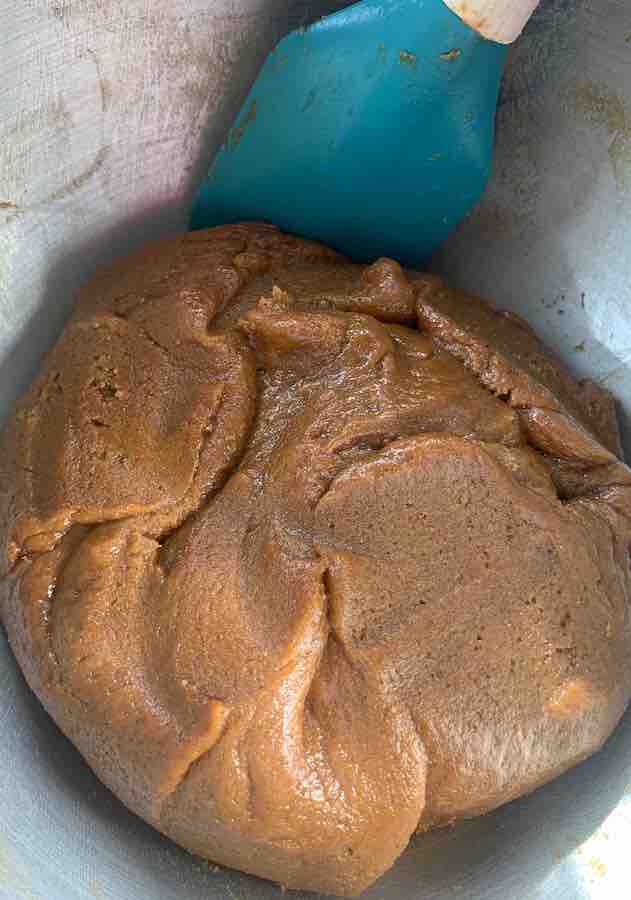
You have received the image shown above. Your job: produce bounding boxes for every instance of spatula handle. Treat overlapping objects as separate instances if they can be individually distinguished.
[442,0,540,43]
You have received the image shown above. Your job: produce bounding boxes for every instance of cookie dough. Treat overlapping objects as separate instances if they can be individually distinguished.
[1,223,630,895]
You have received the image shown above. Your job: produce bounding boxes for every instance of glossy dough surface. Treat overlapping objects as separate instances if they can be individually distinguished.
[2,224,631,895]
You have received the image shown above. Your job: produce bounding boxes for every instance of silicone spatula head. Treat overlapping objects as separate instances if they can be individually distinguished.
[192,0,539,266]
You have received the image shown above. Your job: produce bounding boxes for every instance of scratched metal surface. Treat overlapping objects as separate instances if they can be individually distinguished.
[1,1,631,899]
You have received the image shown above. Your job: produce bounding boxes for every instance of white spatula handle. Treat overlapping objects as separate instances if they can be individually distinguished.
[442,0,540,43]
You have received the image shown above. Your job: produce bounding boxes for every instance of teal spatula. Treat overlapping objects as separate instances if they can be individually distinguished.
[191,0,539,266]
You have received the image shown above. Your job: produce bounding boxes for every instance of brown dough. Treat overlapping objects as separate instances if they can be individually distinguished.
[1,223,630,895]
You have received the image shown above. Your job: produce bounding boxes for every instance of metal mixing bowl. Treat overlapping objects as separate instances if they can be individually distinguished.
[1,1,630,898]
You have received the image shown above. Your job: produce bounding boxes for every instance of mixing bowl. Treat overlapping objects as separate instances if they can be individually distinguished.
[1,1,630,898]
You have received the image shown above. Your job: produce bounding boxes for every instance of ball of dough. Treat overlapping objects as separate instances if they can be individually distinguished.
[1,224,630,896]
